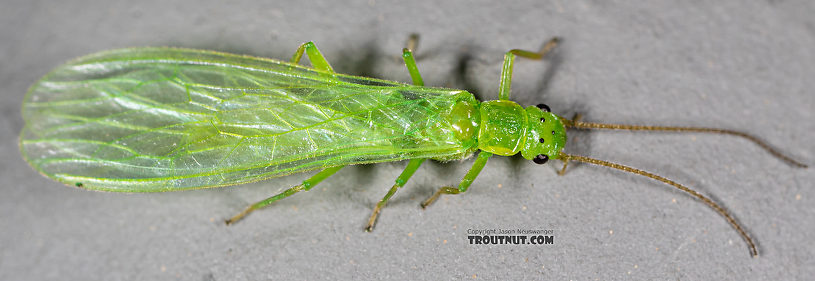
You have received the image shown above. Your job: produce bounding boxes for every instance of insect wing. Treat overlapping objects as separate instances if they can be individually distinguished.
[20,48,476,192]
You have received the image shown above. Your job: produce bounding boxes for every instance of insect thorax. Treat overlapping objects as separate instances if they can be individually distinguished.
[476,100,566,160]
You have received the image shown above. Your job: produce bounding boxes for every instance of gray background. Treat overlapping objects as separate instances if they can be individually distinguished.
[1,0,813,280]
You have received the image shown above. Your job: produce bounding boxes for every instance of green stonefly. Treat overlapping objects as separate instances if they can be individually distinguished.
[20,35,807,257]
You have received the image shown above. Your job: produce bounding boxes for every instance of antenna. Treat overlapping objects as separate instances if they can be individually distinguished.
[560,118,807,168]
[558,152,758,257]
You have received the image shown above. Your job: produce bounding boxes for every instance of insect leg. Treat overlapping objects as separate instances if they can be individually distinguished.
[498,37,559,100]
[421,151,493,208]
[402,34,425,86]
[364,42,429,231]
[225,165,345,225]
[366,158,426,232]
[290,42,335,72]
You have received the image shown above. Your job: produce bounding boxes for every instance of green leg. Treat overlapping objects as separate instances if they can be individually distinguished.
[290,42,335,72]
[366,158,426,231]
[401,34,424,86]
[225,165,344,225]
[365,38,429,231]
[498,37,559,100]
[421,151,493,208]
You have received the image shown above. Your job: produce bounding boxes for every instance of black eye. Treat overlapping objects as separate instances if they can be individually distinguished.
[533,154,549,164]
[539,138,545,143]
[540,117,545,122]
[536,103,551,112]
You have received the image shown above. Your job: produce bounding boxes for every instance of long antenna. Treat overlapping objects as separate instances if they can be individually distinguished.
[561,118,808,168]
[558,152,758,257]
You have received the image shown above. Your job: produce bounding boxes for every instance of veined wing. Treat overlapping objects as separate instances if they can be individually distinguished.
[20,47,479,192]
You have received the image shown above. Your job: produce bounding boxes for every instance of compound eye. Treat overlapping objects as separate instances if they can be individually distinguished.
[536,103,551,112]
[533,154,549,164]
